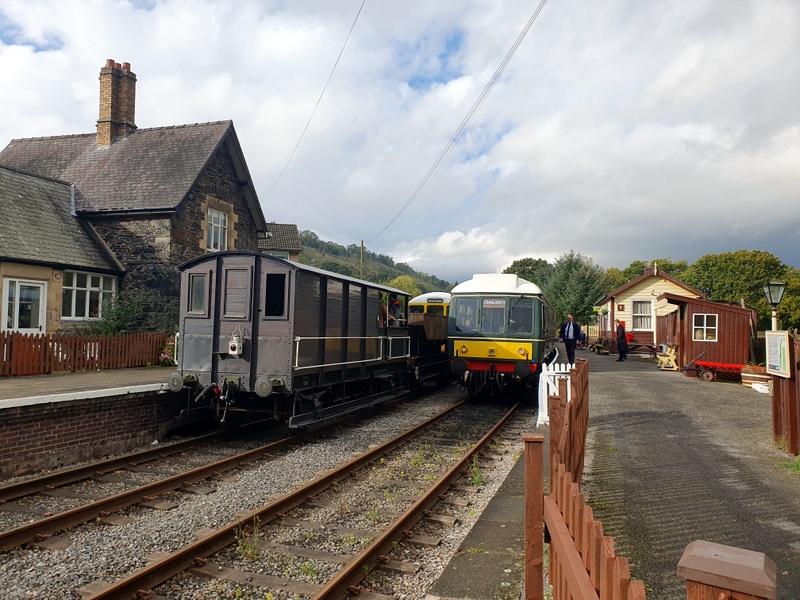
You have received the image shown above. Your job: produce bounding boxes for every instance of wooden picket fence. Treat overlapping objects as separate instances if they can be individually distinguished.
[524,357,647,600]
[0,331,170,376]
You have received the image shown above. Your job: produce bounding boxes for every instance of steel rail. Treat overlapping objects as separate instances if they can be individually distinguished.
[84,400,465,600]
[313,401,519,599]
[0,427,299,553]
[0,419,278,503]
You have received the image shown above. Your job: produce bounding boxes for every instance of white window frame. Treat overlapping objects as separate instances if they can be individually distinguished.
[207,207,228,252]
[3,278,47,333]
[693,313,718,342]
[62,271,117,321]
[631,298,653,331]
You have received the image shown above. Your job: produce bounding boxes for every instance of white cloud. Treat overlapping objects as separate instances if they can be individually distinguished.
[2,0,800,285]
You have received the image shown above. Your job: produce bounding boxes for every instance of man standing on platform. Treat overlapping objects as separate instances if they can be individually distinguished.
[559,314,581,365]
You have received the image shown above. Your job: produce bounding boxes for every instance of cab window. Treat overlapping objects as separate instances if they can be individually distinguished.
[453,297,478,332]
[481,297,506,335]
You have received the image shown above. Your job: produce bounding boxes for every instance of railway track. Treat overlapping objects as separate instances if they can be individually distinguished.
[0,422,294,553]
[81,400,518,599]
[0,390,534,599]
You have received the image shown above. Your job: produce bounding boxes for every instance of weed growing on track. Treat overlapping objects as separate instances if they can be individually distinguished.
[234,516,261,560]
[469,457,486,487]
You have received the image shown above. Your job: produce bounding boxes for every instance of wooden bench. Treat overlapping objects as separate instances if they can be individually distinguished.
[657,345,678,371]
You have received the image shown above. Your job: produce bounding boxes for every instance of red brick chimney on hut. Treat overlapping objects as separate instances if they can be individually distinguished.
[96,59,137,146]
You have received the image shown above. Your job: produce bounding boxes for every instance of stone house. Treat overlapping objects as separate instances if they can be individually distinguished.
[0,59,276,333]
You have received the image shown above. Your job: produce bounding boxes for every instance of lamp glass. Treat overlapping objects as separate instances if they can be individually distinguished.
[763,281,787,307]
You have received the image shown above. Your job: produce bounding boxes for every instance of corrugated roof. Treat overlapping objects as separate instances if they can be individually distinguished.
[0,121,233,213]
[0,166,120,271]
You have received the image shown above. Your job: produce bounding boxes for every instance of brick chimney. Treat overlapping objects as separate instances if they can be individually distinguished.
[97,59,137,146]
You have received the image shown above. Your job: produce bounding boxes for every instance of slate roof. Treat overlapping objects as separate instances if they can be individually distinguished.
[0,166,121,272]
[0,121,265,226]
[259,223,301,252]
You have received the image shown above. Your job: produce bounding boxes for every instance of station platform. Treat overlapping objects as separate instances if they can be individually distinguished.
[0,366,173,409]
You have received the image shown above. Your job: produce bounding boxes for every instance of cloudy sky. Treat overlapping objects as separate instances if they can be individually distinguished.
[1,0,799,283]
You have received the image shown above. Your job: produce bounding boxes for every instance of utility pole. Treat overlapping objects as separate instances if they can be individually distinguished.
[360,240,364,278]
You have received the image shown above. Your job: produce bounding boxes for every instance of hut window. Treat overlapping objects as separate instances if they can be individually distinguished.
[693,314,717,341]
[632,300,652,330]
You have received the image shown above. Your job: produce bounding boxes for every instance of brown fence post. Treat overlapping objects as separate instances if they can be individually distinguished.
[523,433,545,600]
[678,540,776,600]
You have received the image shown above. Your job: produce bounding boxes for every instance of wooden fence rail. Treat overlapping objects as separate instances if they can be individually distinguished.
[0,331,170,376]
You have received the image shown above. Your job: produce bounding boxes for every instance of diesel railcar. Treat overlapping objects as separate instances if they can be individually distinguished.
[447,273,557,400]
[167,251,448,429]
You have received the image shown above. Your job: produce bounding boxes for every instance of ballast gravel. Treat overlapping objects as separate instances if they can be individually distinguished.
[0,389,536,600]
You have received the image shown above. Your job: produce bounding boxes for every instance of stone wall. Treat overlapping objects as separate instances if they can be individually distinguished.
[0,391,186,479]
[89,142,263,331]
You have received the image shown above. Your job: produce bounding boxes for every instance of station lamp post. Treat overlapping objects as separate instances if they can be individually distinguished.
[762,281,786,331]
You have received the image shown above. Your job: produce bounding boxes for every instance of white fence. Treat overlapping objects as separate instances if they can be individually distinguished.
[536,361,573,426]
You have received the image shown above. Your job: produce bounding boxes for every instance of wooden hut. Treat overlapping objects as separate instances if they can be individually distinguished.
[656,293,757,370]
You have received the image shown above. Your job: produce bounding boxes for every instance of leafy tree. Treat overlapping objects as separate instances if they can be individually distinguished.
[599,267,624,293]
[619,258,689,283]
[680,250,787,330]
[385,275,422,299]
[543,250,605,325]
[502,258,554,288]
[776,266,800,333]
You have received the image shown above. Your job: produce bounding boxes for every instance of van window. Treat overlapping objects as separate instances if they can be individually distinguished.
[264,273,287,317]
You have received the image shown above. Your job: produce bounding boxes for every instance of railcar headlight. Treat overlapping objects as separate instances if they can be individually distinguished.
[460,344,468,354]
[517,347,527,356]
[488,348,496,356]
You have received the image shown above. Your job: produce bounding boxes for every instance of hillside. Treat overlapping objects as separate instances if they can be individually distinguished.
[298,230,452,294]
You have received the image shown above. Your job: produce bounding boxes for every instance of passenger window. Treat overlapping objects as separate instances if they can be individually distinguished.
[265,273,287,318]
[188,273,206,314]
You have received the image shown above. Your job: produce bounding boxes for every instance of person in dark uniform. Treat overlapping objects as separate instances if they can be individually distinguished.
[615,319,629,362]
[388,294,401,326]
[559,314,581,364]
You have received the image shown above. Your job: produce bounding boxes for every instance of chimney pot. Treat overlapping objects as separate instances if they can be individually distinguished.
[114,62,122,69]
[122,62,130,71]
[105,58,115,67]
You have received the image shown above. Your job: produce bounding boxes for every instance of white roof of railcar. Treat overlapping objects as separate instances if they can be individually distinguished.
[409,292,451,304]
[451,273,542,295]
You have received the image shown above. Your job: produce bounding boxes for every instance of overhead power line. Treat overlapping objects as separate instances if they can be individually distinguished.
[264,0,368,201]
[367,0,549,243]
